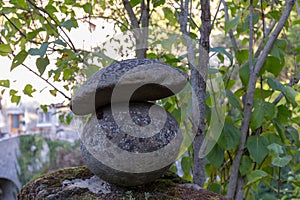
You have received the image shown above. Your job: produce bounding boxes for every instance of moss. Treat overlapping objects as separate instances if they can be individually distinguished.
[19,166,230,200]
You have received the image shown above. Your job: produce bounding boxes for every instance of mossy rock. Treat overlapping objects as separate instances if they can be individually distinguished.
[18,166,230,200]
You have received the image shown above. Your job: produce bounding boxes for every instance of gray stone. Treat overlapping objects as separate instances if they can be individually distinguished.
[71,58,188,115]
[80,102,183,186]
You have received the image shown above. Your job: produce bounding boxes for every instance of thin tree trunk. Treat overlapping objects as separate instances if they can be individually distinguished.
[192,0,211,187]
[179,0,211,187]
[123,0,149,58]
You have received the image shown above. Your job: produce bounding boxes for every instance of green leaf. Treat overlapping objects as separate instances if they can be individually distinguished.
[63,69,73,80]
[207,144,224,168]
[53,39,67,47]
[161,34,179,51]
[211,47,233,66]
[181,156,192,177]
[0,80,10,88]
[263,101,276,121]
[225,15,241,34]
[36,56,50,75]
[250,100,264,130]
[240,155,253,176]
[9,0,27,8]
[84,64,99,78]
[287,126,300,147]
[65,113,73,124]
[267,143,284,155]
[10,89,21,104]
[23,84,36,97]
[10,89,17,96]
[267,78,285,91]
[28,48,40,56]
[237,13,259,33]
[152,0,165,7]
[226,90,242,111]
[44,23,58,36]
[246,135,269,164]
[236,49,249,65]
[45,4,58,14]
[27,28,43,40]
[218,123,241,150]
[50,89,57,97]
[163,7,176,25]
[130,0,141,7]
[263,56,283,77]
[284,86,297,107]
[64,0,75,5]
[245,170,269,188]
[272,155,292,167]
[0,44,12,55]
[83,3,92,13]
[268,78,297,107]
[254,89,273,99]
[11,50,28,71]
[276,105,291,124]
[239,63,250,86]
[270,39,286,62]
[208,183,221,194]
[39,42,49,57]
[40,105,48,113]
[11,94,21,104]
[61,19,78,31]
[272,118,286,143]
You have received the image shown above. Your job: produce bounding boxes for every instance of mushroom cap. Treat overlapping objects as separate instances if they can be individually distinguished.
[71,58,188,115]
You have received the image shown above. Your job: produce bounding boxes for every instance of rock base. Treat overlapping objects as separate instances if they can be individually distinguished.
[18,166,230,200]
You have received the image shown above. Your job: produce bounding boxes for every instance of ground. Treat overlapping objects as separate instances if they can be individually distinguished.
[18,166,230,200]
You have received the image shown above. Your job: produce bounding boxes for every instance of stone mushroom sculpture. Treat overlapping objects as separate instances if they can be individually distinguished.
[71,58,188,186]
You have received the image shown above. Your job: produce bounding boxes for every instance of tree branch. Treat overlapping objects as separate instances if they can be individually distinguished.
[254,20,276,58]
[122,0,140,29]
[179,0,204,187]
[21,63,71,101]
[2,13,27,38]
[221,0,238,52]
[211,0,222,32]
[27,0,77,52]
[272,72,300,105]
[179,0,210,187]
[249,0,254,72]
[226,0,296,198]
[122,0,149,58]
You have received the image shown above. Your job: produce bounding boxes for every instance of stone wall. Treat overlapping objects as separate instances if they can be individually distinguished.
[0,134,83,200]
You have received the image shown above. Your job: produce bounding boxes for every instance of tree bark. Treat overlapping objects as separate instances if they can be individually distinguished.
[193,0,211,187]
[179,0,210,187]
[122,0,149,58]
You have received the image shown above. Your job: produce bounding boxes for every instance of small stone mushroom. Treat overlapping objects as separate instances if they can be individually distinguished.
[73,58,188,187]
[71,58,188,115]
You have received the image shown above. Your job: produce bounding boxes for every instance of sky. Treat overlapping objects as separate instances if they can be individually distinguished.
[0,19,117,107]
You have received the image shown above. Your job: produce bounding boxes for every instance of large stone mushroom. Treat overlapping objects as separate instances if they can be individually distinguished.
[71,58,189,186]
